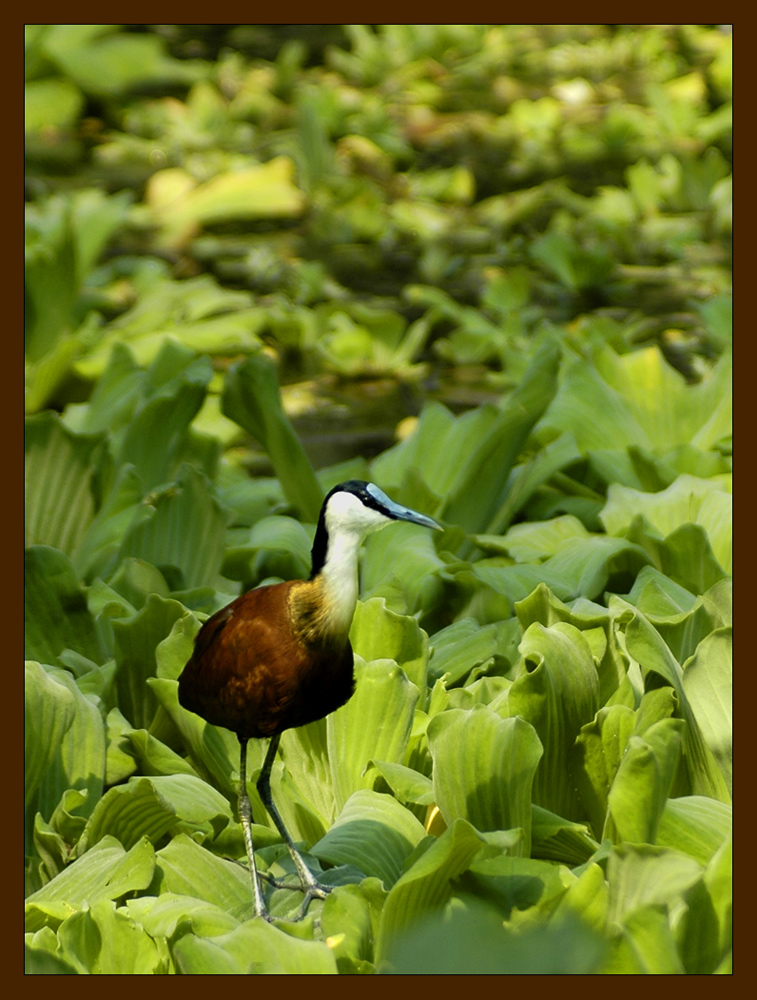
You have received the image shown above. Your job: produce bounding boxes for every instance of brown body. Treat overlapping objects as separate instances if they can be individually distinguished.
[178,577,356,740]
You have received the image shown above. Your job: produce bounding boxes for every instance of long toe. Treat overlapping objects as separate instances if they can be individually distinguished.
[309,881,333,900]
[290,882,333,922]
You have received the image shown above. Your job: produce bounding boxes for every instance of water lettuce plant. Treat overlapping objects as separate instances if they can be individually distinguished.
[25,332,731,973]
[25,24,731,975]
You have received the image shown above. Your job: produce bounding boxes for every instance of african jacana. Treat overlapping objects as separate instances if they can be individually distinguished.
[178,480,440,920]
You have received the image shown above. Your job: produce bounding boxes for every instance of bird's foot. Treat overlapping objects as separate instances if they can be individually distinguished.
[305,879,333,901]
[289,881,333,922]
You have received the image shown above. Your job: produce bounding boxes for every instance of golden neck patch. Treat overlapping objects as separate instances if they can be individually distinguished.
[288,577,355,648]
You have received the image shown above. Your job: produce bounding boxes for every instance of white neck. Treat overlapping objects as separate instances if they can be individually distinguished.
[316,492,392,634]
[319,527,363,634]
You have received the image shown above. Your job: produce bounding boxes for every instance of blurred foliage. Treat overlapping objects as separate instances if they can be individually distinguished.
[25,25,731,975]
[26,23,731,414]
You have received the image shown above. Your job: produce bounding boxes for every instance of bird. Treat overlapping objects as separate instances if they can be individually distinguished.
[178,480,441,920]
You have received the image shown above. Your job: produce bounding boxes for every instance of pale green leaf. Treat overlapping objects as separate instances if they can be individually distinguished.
[682,627,732,794]
[172,915,338,974]
[25,413,102,556]
[657,796,731,865]
[112,595,189,730]
[26,664,106,851]
[117,465,227,590]
[620,600,731,802]
[56,898,164,974]
[571,704,636,839]
[25,836,156,928]
[368,761,435,807]
[429,706,542,854]
[25,662,77,813]
[350,598,429,693]
[601,474,732,574]
[607,843,703,925]
[503,621,600,819]
[125,893,240,940]
[604,904,686,974]
[154,158,306,248]
[606,718,685,844]
[327,658,419,812]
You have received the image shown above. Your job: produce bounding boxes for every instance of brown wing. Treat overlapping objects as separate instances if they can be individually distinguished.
[177,581,355,740]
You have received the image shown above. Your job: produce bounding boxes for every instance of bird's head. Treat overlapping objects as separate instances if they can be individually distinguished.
[311,480,441,577]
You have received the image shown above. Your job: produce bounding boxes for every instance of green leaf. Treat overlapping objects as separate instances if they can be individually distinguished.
[427,618,506,687]
[25,77,84,131]
[531,230,613,290]
[606,718,685,844]
[222,354,322,522]
[602,474,732,575]
[651,523,729,596]
[375,818,487,965]
[224,514,312,584]
[459,852,572,919]
[604,904,686,974]
[25,940,79,974]
[79,774,232,853]
[530,805,599,865]
[429,707,542,854]
[319,880,386,973]
[26,664,106,855]
[25,412,103,556]
[485,514,590,563]
[620,601,731,803]
[327,658,419,812]
[72,466,153,582]
[486,432,584,536]
[552,861,608,933]
[172,914,338,974]
[125,893,240,940]
[682,627,732,794]
[112,596,189,730]
[113,347,214,491]
[703,833,732,963]
[381,896,605,974]
[350,598,429,693]
[117,465,227,589]
[56,898,165,974]
[279,719,335,830]
[153,158,306,248]
[503,621,600,819]
[657,796,731,865]
[540,534,651,601]
[25,546,107,668]
[25,836,155,929]
[149,677,242,804]
[607,843,703,926]
[312,789,427,888]
[25,662,78,814]
[443,341,560,534]
[571,704,636,839]
[361,523,444,617]
[368,761,435,807]
[46,28,203,98]
[538,346,732,455]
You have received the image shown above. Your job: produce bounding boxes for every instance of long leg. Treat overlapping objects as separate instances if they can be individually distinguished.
[238,737,270,920]
[257,734,332,916]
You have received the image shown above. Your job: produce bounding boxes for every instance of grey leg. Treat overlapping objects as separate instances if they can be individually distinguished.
[257,733,333,918]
